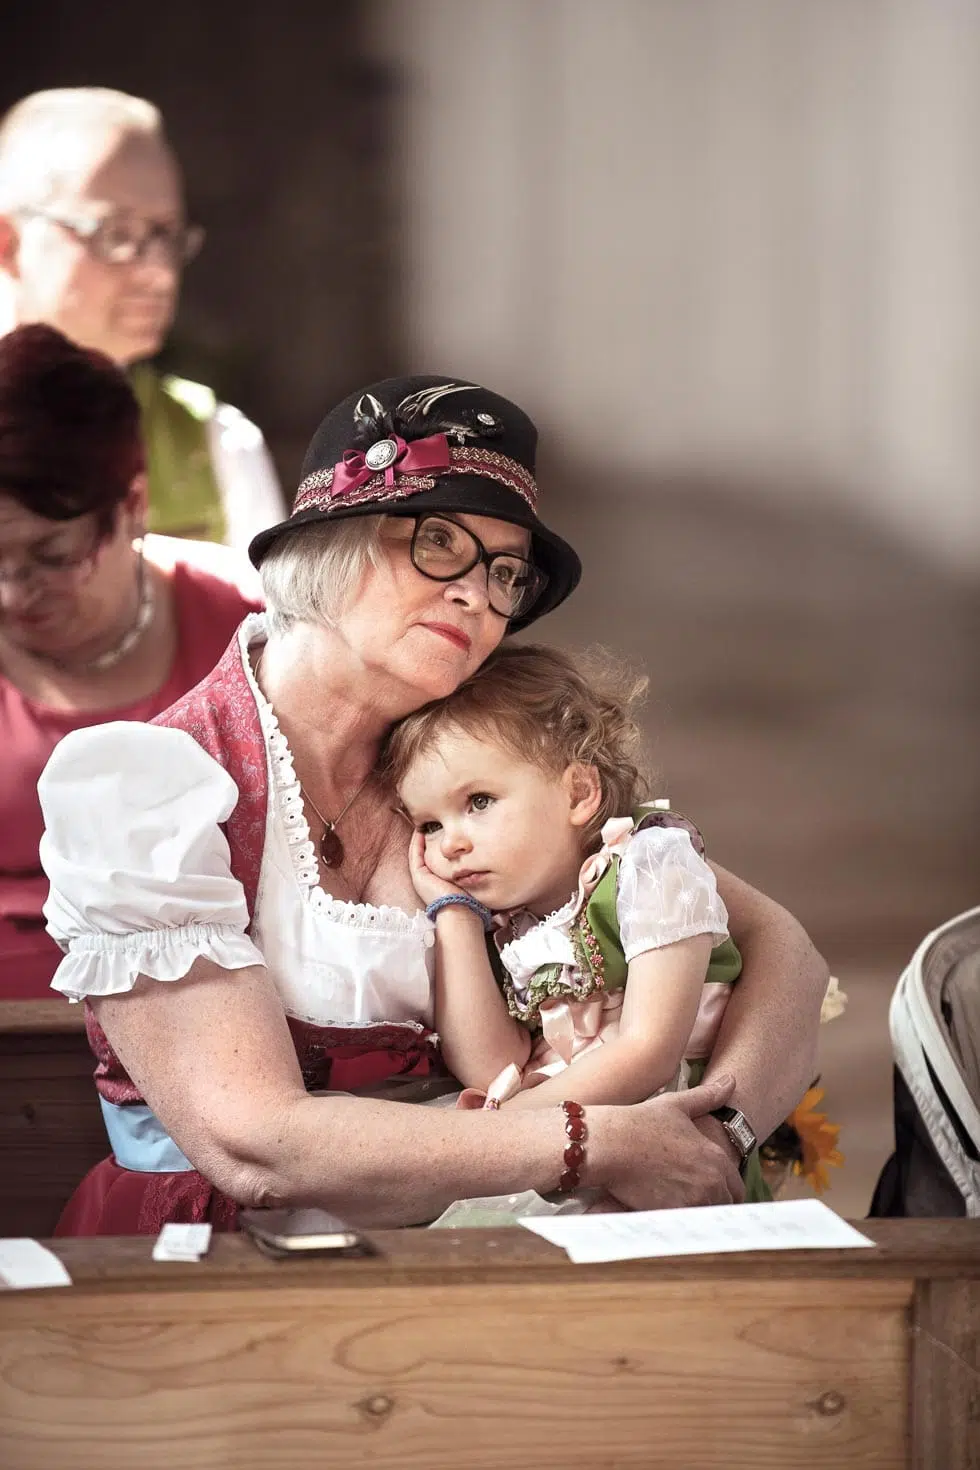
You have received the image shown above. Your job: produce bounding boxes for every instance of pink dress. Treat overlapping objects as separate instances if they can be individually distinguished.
[0,558,261,1000]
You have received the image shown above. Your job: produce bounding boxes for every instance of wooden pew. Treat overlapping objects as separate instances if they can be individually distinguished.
[0,1000,106,1237]
[0,1220,977,1469]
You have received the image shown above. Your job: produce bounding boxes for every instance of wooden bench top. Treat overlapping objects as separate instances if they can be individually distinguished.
[5,1217,977,1298]
[1,1219,978,1470]
[0,998,86,1033]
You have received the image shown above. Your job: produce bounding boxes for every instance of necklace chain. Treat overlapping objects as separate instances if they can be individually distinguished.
[55,542,155,675]
[252,646,370,859]
[298,775,369,836]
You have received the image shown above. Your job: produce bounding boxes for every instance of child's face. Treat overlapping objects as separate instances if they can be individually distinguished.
[398,727,597,915]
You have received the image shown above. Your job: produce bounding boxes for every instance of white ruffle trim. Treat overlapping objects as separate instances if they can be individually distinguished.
[243,627,321,892]
[242,622,433,940]
[308,887,434,939]
[50,923,264,1000]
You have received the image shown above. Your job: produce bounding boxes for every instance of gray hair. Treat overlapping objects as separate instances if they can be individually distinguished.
[259,515,387,636]
[0,88,163,212]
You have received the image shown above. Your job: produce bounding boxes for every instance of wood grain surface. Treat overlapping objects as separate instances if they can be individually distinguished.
[0,1013,105,1238]
[912,1278,980,1470]
[3,1222,977,1469]
[0,1274,910,1470]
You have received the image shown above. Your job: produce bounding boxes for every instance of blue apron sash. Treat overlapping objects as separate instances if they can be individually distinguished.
[99,1097,194,1173]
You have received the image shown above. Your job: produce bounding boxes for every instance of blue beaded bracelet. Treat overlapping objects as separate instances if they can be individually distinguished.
[425,893,494,931]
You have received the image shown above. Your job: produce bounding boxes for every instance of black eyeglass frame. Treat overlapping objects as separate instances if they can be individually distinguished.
[407,514,549,621]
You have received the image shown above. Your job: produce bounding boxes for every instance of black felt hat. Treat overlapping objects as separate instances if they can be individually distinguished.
[248,374,581,631]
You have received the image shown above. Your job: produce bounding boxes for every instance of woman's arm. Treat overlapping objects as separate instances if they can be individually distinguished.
[431,907,531,1088]
[92,955,745,1223]
[504,933,712,1109]
[705,863,829,1142]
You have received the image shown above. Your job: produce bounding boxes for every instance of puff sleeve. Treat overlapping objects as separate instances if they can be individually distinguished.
[39,722,265,1000]
[616,825,729,962]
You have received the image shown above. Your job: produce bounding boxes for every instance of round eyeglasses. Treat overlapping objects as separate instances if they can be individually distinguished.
[409,515,547,620]
[19,207,205,267]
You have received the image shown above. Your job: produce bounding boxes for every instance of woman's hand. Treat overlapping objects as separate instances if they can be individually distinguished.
[408,831,464,906]
[592,1073,745,1209]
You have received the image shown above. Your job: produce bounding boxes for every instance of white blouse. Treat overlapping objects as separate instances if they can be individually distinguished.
[38,619,436,1030]
[498,826,729,999]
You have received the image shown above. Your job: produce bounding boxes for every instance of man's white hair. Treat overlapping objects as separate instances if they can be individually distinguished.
[260,515,387,637]
[0,88,163,212]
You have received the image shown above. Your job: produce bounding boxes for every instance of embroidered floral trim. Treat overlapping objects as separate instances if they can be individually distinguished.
[574,913,606,990]
[294,472,437,514]
[239,619,434,938]
[501,962,606,1032]
[293,444,538,515]
[496,888,602,1029]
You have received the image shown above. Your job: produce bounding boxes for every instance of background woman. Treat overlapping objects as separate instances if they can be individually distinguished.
[38,374,829,1232]
[0,323,261,999]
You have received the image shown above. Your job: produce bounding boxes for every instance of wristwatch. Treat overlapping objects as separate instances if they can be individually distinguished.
[710,1106,757,1177]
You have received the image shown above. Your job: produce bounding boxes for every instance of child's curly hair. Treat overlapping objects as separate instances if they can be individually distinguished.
[382,643,654,847]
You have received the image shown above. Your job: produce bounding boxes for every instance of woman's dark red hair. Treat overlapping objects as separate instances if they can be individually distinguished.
[0,323,145,524]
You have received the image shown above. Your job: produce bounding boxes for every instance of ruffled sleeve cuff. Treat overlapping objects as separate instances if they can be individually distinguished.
[617,826,729,962]
[50,923,265,1001]
[38,722,260,1001]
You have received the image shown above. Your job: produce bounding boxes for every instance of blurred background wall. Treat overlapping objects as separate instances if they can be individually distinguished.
[4,0,978,1212]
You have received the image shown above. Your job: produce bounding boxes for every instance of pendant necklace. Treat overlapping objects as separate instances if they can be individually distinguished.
[251,648,369,868]
[300,776,370,868]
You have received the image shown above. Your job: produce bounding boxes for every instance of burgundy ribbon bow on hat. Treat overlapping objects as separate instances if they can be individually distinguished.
[331,432,452,498]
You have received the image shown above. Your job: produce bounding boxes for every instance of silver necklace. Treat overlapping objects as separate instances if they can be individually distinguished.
[57,543,156,675]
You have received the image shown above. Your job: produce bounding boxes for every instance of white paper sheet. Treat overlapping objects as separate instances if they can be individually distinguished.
[152,1222,213,1262]
[519,1198,875,1263]
[0,1238,72,1289]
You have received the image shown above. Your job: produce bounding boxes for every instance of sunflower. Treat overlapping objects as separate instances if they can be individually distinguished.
[788,1086,844,1194]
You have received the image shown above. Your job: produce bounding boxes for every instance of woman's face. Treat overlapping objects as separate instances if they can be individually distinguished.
[0,488,142,663]
[334,512,531,706]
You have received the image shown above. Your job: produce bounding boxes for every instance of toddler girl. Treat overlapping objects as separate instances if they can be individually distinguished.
[383,645,761,1200]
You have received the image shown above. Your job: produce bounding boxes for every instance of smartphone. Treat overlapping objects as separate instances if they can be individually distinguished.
[240,1207,376,1259]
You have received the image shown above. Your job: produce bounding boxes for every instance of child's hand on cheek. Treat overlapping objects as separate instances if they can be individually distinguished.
[409,832,464,906]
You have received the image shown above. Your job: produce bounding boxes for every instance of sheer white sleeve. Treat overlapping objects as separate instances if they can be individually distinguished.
[38,723,264,1000]
[616,826,729,962]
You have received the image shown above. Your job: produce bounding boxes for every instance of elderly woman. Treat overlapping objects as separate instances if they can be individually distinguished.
[0,324,260,1000]
[38,375,828,1233]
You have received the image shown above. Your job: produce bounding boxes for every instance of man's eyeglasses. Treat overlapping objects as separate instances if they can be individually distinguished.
[409,515,547,620]
[19,207,205,267]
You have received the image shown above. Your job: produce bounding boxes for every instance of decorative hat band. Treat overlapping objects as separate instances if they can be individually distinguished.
[292,432,538,516]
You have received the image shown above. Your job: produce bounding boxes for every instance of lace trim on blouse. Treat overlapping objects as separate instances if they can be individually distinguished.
[241,620,433,938]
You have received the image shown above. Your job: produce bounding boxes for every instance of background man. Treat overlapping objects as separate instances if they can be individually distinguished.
[0,86,286,548]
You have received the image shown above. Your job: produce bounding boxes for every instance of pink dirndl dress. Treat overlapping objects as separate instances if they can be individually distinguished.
[38,614,444,1236]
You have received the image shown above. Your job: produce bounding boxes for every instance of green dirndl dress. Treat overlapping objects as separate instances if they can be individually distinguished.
[492,802,770,1203]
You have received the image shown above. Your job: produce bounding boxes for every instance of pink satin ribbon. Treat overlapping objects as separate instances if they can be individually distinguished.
[458,991,625,1110]
[331,432,451,498]
[685,984,731,1059]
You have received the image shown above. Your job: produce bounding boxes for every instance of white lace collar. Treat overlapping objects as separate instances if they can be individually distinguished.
[237,617,431,935]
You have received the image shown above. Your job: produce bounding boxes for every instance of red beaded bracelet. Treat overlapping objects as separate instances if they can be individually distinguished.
[557,1100,587,1192]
